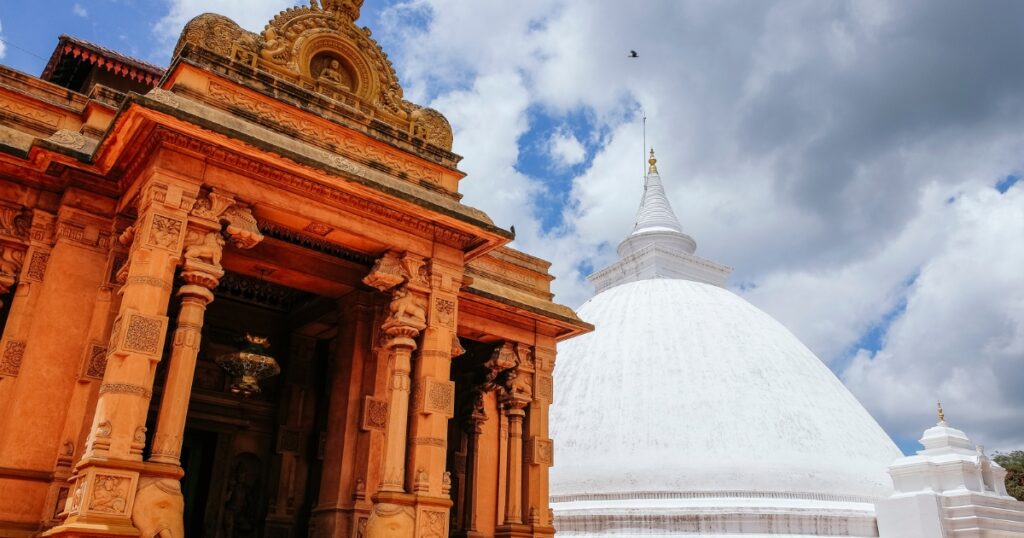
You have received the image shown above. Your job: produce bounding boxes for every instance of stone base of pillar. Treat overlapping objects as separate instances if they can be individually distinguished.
[496,522,538,538]
[310,504,373,538]
[42,460,182,538]
[365,491,452,538]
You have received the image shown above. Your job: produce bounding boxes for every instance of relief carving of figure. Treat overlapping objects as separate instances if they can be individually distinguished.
[318,59,351,90]
[89,476,128,513]
[389,287,426,327]
[183,232,225,266]
[259,27,289,65]
[222,453,262,538]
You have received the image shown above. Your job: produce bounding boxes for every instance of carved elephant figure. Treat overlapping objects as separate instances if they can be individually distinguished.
[132,477,185,538]
[364,503,414,538]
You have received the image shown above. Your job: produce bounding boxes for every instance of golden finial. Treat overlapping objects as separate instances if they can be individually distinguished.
[937,401,946,424]
[648,147,659,175]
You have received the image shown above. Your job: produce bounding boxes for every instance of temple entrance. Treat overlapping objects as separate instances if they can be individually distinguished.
[149,272,336,538]
[180,428,216,536]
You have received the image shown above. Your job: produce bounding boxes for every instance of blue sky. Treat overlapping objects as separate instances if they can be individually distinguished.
[1,1,1022,457]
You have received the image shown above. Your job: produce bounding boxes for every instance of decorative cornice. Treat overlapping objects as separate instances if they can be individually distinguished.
[256,219,372,266]
[216,271,314,311]
[130,128,478,249]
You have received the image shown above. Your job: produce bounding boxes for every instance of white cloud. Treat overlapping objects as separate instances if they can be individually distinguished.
[73,3,88,18]
[548,128,586,169]
[0,19,7,60]
[843,182,1024,450]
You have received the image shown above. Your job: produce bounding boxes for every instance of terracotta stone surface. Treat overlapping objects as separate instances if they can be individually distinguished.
[0,1,590,537]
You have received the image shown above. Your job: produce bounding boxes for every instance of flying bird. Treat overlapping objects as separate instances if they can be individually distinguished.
[629,50,639,58]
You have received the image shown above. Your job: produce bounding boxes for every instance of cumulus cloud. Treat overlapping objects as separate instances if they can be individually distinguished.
[843,182,1024,450]
[548,128,586,169]
[73,3,88,18]
[376,0,1024,448]
[0,19,7,60]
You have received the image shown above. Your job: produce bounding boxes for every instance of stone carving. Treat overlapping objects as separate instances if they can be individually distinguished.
[537,374,553,402]
[361,396,388,430]
[148,215,183,250]
[0,339,26,376]
[365,503,414,538]
[88,475,129,513]
[0,205,30,239]
[433,297,455,328]
[413,377,455,417]
[46,129,87,151]
[526,437,554,466]
[190,190,235,221]
[95,420,112,438]
[146,88,181,109]
[174,13,250,60]
[409,106,454,150]
[516,342,535,371]
[221,204,264,249]
[413,468,429,493]
[25,250,48,281]
[0,246,24,280]
[442,471,452,496]
[222,453,262,538]
[133,477,185,538]
[183,231,225,266]
[82,344,107,377]
[353,478,366,501]
[499,366,533,410]
[362,250,406,292]
[123,314,164,355]
[138,130,474,247]
[389,287,426,327]
[451,335,466,357]
[0,98,61,128]
[99,383,153,399]
[303,222,333,236]
[420,509,446,538]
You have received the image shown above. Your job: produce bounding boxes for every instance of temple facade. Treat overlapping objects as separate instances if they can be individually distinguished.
[0,1,590,537]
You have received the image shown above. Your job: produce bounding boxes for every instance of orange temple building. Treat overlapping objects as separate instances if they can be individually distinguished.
[0,1,591,536]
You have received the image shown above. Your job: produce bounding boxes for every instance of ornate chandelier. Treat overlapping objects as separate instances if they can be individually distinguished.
[215,334,281,397]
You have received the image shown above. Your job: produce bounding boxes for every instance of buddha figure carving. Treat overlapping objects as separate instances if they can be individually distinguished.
[313,54,353,90]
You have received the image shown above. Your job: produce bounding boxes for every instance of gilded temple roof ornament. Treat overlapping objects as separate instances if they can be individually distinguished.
[937,401,946,424]
[648,148,659,175]
[173,0,453,151]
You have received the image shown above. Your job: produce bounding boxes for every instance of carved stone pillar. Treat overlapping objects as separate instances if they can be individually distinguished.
[147,259,220,464]
[502,401,528,525]
[361,249,467,538]
[149,190,261,466]
[524,344,555,533]
[499,359,533,532]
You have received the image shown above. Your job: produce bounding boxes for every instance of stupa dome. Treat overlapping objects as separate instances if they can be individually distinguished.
[551,151,902,537]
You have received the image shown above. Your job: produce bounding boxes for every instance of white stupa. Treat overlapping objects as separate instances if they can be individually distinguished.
[550,150,903,537]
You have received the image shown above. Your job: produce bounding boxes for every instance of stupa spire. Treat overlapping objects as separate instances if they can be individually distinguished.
[631,147,684,235]
[587,147,732,293]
